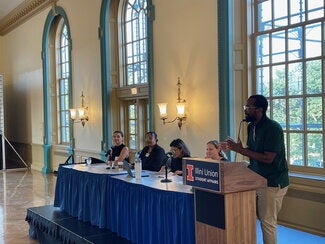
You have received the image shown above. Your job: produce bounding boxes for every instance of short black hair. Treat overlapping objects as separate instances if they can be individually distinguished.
[146,131,158,142]
[250,94,268,114]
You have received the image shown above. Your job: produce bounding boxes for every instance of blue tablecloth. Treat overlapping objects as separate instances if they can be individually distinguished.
[54,164,195,244]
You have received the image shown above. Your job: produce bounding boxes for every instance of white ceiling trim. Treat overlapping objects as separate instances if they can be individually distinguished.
[0,0,58,36]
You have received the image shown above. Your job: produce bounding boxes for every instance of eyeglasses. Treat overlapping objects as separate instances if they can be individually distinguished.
[243,105,258,110]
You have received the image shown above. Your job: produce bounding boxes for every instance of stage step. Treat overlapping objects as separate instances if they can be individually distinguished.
[25,205,131,244]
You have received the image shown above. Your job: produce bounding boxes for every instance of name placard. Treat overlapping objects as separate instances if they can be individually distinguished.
[183,158,221,192]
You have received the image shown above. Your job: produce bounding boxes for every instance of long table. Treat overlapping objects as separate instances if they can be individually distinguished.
[54,163,195,244]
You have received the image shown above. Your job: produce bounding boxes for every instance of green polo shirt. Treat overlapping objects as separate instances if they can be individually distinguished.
[247,115,289,188]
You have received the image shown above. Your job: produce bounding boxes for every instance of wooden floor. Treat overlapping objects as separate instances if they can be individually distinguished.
[0,168,324,244]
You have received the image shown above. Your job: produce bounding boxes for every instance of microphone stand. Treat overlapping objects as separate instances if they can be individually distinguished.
[161,155,172,183]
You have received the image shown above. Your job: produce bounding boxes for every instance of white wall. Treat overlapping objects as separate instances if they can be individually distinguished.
[153,0,220,157]
[0,0,221,164]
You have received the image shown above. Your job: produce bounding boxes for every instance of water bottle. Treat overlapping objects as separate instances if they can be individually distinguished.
[134,156,142,180]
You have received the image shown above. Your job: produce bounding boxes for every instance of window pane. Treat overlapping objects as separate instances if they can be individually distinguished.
[288,27,303,61]
[305,23,321,58]
[272,99,286,127]
[289,133,304,166]
[289,98,303,130]
[258,0,272,31]
[129,104,136,118]
[290,0,305,24]
[272,65,286,96]
[126,43,133,63]
[256,67,270,96]
[129,134,136,150]
[133,42,139,63]
[256,34,270,65]
[129,120,136,134]
[288,62,303,95]
[139,10,147,39]
[140,62,147,83]
[306,97,323,131]
[125,21,133,43]
[274,0,288,27]
[127,65,134,85]
[271,31,286,63]
[307,133,323,168]
[134,63,140,84]
[306,60,322,94]
[307,0,324,20]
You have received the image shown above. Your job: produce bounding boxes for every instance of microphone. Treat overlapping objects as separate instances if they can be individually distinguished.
[64,154,73,164]
[105,147,113,158]
[161,152,172,183]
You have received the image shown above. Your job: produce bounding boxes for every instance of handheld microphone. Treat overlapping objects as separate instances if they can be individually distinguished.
[105,149,111,157]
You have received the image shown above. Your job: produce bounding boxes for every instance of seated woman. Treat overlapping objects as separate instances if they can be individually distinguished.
[205,140,228,161]
[169,138,191,175]
[106,130,130,166]
[139,131,166,172]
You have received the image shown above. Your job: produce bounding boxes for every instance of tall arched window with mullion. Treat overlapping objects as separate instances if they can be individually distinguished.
[124,0,148,85]
[118,0,150,151]
[57,23,71,144]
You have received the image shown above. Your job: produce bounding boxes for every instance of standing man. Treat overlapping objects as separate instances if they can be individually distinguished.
[225,94,289,244]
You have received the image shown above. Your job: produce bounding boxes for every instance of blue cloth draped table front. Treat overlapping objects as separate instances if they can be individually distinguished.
[54,164,195,244]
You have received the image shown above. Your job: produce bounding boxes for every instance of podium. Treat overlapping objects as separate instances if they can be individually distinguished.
[183,158,267,244]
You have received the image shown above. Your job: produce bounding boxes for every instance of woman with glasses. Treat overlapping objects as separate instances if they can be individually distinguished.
[168,138,191,175]
[205,140,228,161]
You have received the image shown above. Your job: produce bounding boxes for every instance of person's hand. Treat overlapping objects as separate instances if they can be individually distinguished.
[225,137,243,153]
[173,170,182,175]
[159,165,166,172]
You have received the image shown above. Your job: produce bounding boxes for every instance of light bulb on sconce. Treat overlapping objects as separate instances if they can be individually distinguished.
[69,91,89,127]
[157,77,187,129]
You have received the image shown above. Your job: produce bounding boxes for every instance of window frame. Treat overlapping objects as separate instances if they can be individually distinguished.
[56,22,72,145]
[250,0,325,175]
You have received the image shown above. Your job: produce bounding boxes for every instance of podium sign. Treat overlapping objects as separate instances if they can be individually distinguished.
[182,158,267,244]
[184,158,221,192]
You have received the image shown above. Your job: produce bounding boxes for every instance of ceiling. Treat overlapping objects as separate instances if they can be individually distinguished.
[0,0,24,20]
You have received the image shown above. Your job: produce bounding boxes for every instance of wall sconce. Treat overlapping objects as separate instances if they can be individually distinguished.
[157,77,186,129]
[70,91,89,127]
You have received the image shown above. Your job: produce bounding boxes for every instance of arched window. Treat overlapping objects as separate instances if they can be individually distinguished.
[119,0,150,150]
[42,7,73,172]
[56,22,71,144]
[122,0,148,85]
[102,0,153,154]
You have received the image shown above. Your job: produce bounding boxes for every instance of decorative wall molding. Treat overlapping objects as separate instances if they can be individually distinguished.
[0,0,58,36]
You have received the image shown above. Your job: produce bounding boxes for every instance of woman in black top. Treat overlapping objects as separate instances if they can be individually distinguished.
[169,138,191,175]
[106,130,130,165]
[139,131,166,172]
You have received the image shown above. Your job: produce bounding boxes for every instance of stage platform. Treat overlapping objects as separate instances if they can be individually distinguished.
[25,205,131,244]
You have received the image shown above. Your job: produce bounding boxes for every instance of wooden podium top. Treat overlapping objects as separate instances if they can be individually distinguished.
[183,158,267,194]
